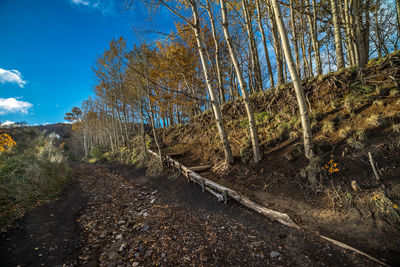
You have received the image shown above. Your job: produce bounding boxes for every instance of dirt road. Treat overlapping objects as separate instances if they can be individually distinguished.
[0,163,381,266]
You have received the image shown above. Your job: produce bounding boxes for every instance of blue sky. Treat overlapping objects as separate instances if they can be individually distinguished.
[0,0,175,125]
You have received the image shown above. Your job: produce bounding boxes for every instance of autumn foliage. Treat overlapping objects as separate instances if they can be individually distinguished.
[0,130,16,152]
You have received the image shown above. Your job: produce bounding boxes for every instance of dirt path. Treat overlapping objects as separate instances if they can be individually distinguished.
[0,163,383,266]
[0,181,88,266]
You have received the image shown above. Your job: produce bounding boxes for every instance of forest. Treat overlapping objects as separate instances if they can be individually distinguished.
[1,0,400,266]
[66,0,398,166]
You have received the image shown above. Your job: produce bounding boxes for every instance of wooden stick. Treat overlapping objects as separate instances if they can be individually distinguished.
[319,235,390,267]
[166,152,185,157]
[368,152,381,181]
[188,165,212,172]
[204,186,224,202]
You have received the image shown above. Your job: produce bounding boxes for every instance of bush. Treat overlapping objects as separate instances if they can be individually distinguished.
[88,146,106,163]
[0,129,71,229]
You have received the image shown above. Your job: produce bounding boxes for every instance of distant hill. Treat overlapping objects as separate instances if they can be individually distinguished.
[31,123,72,138]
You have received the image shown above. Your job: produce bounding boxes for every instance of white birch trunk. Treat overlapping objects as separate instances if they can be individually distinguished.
[330,0,345,69]
[220,0,262,162]
[270,0,314,159]
[191,2,234,164]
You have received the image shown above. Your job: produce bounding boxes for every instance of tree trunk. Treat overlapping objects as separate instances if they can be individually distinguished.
[363,0,370,63]
[139,100,149,161]
[344,0,355,65]
[256,0,274,88]
[243,0,263,92]
[330,0,345,69]
[191,2,234,165]
[220,0,262,162]
[290,0,301,77]
[267,3,284,87]
[374,6,382,58]
[308,0,322,75]
[353,0,367,66]
[205,0,225,104]
[270,0,314,159]
[397,0,400,36]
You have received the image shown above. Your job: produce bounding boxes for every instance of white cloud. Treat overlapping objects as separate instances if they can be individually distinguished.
[0,97,33,115]
[1,120,15,126]
[70,0,115,15]
[71,0,90,6]
[0,68,27,88]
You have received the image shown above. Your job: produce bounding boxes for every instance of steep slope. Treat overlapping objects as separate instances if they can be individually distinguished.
[158,51,400,263]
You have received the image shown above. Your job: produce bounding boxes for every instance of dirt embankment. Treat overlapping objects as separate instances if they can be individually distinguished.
[158,52,400,265]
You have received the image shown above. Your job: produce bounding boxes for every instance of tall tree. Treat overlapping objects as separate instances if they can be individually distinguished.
[330,0,345,69]
[269,0,314,159]
[256,0,274,88]
[220,0,262,162]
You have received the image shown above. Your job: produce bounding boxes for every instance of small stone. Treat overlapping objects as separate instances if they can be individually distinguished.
[144,250,153,258]
[142,212,148,217]
[161,252,166,258]
[150,198,155,204]
[132,262,139,267]
[270,251,280,258]
[142,225,149,231]
[115,234,122,240]
[119,243,126,252]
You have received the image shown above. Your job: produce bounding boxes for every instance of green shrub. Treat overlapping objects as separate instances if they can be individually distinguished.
[88,146,106,162]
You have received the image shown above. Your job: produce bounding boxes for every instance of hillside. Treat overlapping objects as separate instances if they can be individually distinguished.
[159,51,400,263]
[31,123,72,138]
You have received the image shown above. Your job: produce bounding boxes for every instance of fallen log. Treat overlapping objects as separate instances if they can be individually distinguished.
[166,152,185,157]
[188,165,212,172]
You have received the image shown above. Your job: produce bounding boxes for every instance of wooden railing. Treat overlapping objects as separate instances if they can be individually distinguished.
[148,149,298,228]
[147,149,390,266]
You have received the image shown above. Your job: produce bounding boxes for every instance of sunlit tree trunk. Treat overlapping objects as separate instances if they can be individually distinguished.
[330,0,345,69]
[270,0,314,159]
[344,0,355,65]
[243,0,263,92]
[220,0,262,162]
[308,0,322,75]
[205,0,225,103]
[290,0,301,77]
[191,2,234,164]
[256,0,274,88]
[267,3,284,87]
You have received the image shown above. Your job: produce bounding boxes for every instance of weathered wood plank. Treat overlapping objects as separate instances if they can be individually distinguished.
[188,165,212,172]
[166,152,185,157]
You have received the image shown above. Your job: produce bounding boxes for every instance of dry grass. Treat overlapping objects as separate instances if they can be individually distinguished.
[322,121,335,133]
[366,114,381,127]
[392,123,400,134]
[338,126,352,138]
